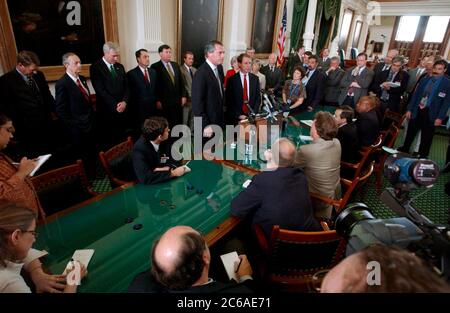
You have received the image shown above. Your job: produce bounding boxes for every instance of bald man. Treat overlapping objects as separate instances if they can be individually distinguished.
[321,245,450,293]
[129,226,254,293]
[231,138,319,239]
[261,53,283,96]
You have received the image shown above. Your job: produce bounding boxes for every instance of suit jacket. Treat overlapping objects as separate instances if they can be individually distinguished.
[373,62,388,76]
[356,110,380,147]
[231,167,319,239]
[128,271,254,293]
[151,60,187,126]
[318,57,331,71]
[324,67,345,103]
[132,136,179,185]
[260,65,283,93]
[295,138,341,215]
[0,69,54,141]
[338,67,374,105]
[89,59,130,118]
[337,123,359,163]
[226,72,261,124]
[55,73,94,134]
[127,66,158,125]
[180,63,197,99]
[407,75,450,122]
[191,62,225,129]
[304,70,327,109]
[407,67,426,93]
[372,69,409,112]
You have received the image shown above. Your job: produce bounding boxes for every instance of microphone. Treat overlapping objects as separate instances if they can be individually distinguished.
[244,101,256,123]
[263,92,274,112]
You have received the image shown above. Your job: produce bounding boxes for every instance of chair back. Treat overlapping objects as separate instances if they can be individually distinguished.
[350,48,358,60]
[31,160,97,218]
[99,137,136,187]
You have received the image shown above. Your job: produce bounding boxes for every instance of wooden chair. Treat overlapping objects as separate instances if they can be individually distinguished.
[382,108,406,130]
[31,160,98,219]
[253,224,346,292]
[310,161,375,215]
[99,137,136,187]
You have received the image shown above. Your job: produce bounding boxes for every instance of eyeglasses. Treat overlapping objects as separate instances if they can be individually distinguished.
[21,230,38,238]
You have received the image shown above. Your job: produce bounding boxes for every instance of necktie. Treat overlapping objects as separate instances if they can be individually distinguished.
[416,68,423,80]
[189,67,193,80]
[166,63,175,84]
[27,76,39,95]
[143,68,149,83]
[271,66,274,73]
[242,74,249,114]
[110,65,117,80]
[213,67,223,97]
[381,71,394,101]
[77,78,90,102]
[419,78,436,109]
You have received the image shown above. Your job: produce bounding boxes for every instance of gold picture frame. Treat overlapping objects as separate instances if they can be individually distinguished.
[0,0,119,81]
[251,0,282,60]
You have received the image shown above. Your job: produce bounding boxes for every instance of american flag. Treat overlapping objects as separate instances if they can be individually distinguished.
[277,0,287,66]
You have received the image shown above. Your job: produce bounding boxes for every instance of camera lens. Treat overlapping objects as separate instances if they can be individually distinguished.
[335,203,375,238]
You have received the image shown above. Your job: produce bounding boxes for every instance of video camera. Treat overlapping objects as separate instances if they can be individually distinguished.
[335,152,450,280]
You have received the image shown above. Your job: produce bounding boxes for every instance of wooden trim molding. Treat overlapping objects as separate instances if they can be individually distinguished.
[0,0,119,81]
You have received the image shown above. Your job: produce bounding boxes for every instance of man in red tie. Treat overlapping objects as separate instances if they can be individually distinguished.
[127,48,158,136]
[55,52,96,178]
[225,53,261,125]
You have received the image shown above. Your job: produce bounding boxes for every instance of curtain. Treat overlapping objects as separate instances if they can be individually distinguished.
[290,0,308,51]
[315,0,341,54]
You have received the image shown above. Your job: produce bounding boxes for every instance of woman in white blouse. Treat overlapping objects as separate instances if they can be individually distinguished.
[252,59,266,91]
[0,201,86,293]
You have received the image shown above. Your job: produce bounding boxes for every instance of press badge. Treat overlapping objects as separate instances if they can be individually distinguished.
[438,92,446,98]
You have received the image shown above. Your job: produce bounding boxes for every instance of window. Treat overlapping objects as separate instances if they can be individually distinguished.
[338,9,354,49]
[423,16,450,42]
[395,16,420,42]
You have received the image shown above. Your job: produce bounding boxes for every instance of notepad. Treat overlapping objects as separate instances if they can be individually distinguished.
[300,120,313,127]
[299,135,313,142]
[30,154,51,176]
[220,251,241,282]
[242,179,252,189]
[63,249,94,275]
[385,81,401,88]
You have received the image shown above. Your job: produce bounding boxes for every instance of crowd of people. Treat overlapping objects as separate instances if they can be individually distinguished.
[0,39,449,293]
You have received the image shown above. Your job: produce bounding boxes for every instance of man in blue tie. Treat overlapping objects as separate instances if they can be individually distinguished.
[399,60,450,158]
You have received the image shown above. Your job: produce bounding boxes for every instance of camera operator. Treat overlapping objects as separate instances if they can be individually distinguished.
[321,244,450,293]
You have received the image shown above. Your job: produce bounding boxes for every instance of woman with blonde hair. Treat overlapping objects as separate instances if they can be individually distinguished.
[0,201,86,292]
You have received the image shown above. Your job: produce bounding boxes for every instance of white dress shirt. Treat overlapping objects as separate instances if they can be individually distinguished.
[239,72,251,100]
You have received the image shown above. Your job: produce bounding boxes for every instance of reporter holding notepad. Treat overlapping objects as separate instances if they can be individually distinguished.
[0,114,43,217]
[0,201,87,293]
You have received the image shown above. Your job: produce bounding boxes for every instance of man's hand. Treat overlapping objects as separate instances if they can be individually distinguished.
[381,82,391,90]
[153,166,170,172]
[203,126,213,138]
[30,268,67,293]
[350,81,361,88]
[15,157,37,179]
[170,166,187,177]
[116,101,127,113]
[156,101,163,110]
[405,111,412,120]
[435,119,443,126]
[236,254,253,278]
[181,97,187,106]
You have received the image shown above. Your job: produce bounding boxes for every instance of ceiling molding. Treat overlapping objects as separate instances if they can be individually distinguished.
[378,0,450,16]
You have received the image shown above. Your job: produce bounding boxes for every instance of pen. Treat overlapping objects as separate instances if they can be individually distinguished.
[235,258,242,273]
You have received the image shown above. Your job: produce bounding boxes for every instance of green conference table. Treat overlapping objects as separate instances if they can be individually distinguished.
[35,160,252,292]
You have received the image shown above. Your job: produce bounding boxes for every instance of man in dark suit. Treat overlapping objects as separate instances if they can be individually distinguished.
[151,44,187,130]
[355,96,381,147]
[129,226,254,293]
[55,53,96,178]
[192,41,225,139]
[334,105,359,164]
[90,42,130,149]
[132,117,187,185]
[231,138,319,239]
[371,56,409,114]
[338,53,374,108]
[226,53,261,125]
[127,48,158,136]
[0,51,57,158]
[398,60,450,158]
[318,48,331,71]
[324,56,345,107]
[372,49,399,76]
[303,55,327,111]
[261,53,283,96]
